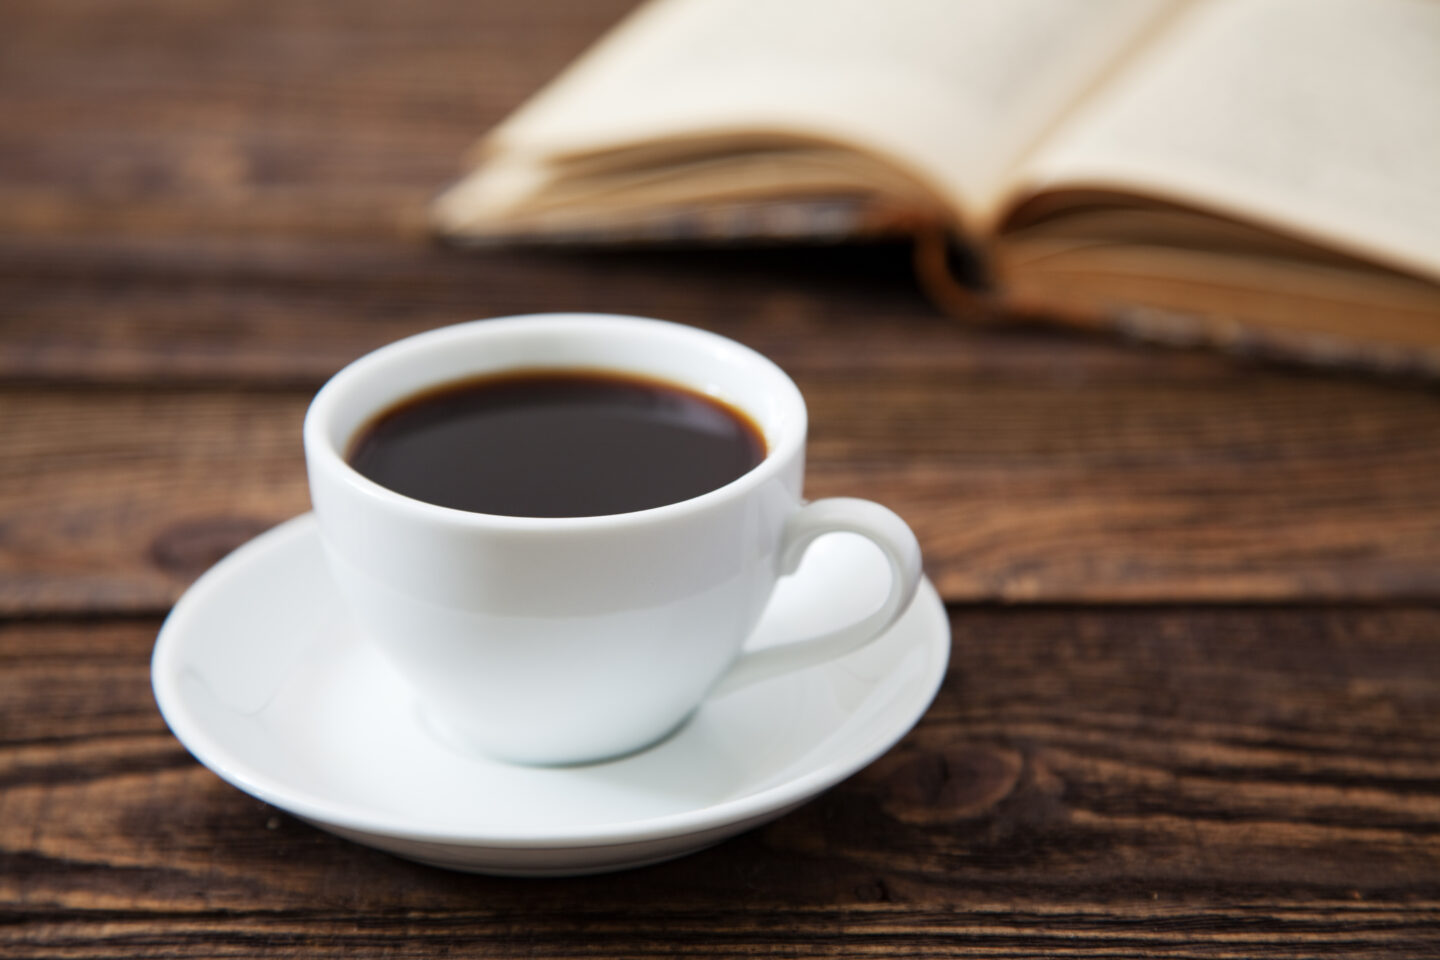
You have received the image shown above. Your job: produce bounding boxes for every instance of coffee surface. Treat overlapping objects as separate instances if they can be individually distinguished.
[347,369,766,517]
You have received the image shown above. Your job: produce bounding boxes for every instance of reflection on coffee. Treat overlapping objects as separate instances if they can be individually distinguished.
[347,369,766,518]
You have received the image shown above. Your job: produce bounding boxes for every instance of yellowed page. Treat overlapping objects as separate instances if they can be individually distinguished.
[1015,0,1440,282]
[436,0,1180,236]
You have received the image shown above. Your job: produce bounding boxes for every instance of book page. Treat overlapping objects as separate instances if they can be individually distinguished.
[449,0,1181,232]
[1014,0,1440,281]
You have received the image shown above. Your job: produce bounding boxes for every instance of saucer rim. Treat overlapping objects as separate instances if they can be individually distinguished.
[152,513,949,851]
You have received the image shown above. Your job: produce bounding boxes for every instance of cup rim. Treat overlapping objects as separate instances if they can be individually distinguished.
[303,314,808,531]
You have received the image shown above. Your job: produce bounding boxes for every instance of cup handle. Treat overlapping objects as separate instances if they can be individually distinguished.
[709,497,923,697]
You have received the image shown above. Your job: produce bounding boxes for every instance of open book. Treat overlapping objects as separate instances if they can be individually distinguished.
[434,0,1440,375]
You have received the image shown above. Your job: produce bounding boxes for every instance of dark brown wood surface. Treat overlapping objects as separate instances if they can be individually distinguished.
[2,1,1438,956]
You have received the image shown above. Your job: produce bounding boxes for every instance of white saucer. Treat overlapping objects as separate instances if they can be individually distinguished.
[152,514,949,876]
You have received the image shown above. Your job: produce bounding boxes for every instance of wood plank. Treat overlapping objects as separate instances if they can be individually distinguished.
[4,366,1440,613]
[0,0,634,201]
[0,237,952,385]
[2,230,1366,388]
[0,389,310,614]
[4,608,1439,956]
[0,0,634,276]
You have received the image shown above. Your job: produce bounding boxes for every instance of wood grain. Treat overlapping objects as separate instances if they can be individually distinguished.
[0,237,945,385]
[4,609,1439,957]
[5,365,1440,613]
[0,0,634,205]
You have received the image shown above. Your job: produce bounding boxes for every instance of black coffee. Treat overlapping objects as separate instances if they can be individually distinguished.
[347,369,766,517]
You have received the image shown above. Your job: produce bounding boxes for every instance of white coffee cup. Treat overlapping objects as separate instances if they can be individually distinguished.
[304,314,922,765]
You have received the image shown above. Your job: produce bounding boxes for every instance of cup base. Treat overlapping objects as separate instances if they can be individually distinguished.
[415,700,699,768]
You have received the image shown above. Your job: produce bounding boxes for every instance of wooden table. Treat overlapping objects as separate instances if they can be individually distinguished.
[4,1,1439,956]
